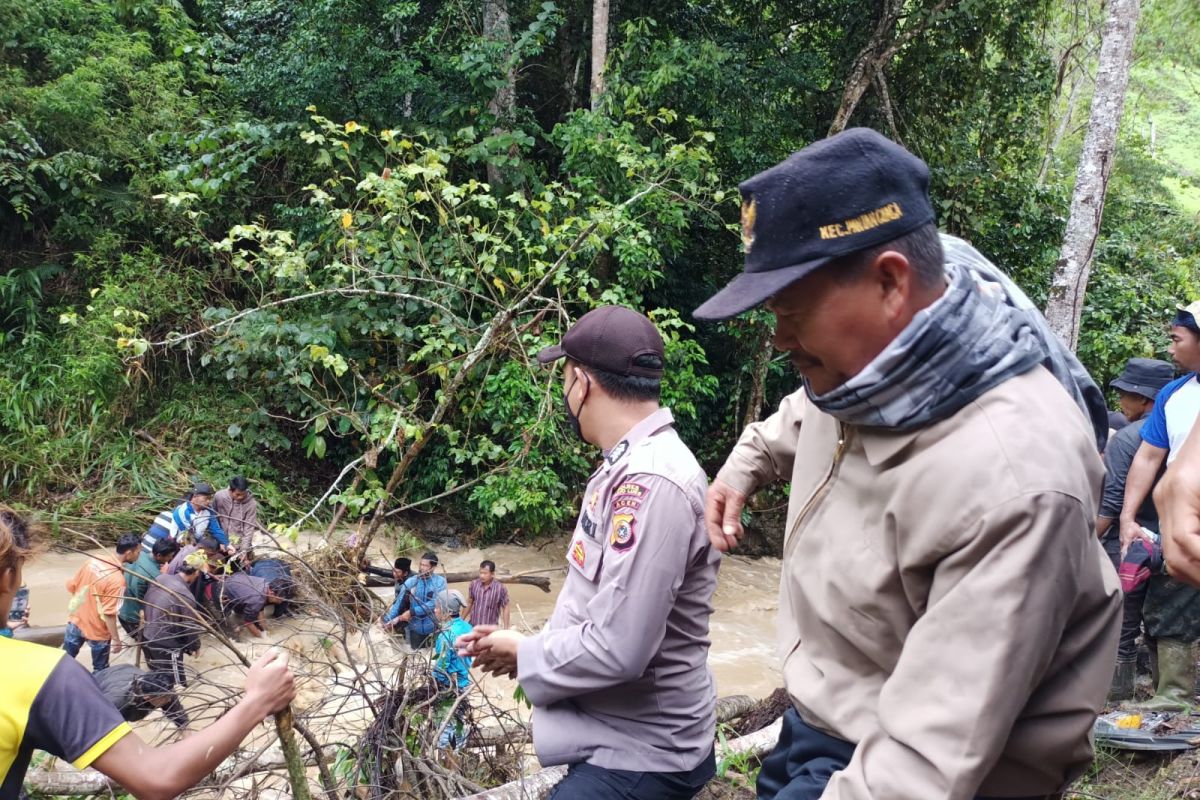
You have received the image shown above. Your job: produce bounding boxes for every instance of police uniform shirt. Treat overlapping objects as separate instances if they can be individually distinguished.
[516,407,721,773]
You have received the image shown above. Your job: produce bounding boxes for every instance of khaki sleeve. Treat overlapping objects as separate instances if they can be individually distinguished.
[823,492,1111,800]
[715,389,806,496]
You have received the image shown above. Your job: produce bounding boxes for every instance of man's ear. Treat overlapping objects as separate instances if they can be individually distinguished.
[0,566,16,596]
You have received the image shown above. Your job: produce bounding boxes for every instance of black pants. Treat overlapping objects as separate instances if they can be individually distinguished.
[144,646,188,688]
[548,748,715,800]
[758,709,1063,799]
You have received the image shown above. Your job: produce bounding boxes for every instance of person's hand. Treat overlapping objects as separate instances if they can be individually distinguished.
[705,479,747,553]
[111,639,124,656]
[1119,516,1144,558]
[1156,460,1200,586]
[398,611,412,623]
[456,624,498,657]
[460,627,523,679]
[244,649,296,717]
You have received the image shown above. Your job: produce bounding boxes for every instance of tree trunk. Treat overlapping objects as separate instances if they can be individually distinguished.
[484,0,516,187]
[1044,0,1141,351]
[1036,69,1084,188]
[590,0,610,110]
[742,324,774,428]
[828,0,904,136]
[828,0,960,136]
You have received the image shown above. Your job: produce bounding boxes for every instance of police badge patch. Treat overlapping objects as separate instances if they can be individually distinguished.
[610,512,636,552]
[571,539,587,568]
[605,440,629,465]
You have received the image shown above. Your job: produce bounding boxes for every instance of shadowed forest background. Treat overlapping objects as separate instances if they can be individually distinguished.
[1,0,1199,544]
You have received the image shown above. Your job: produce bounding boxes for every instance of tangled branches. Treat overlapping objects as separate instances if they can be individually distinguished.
[33,529,537,800]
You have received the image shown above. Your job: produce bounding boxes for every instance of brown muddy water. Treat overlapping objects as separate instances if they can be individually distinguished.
[19,535,782,786]
[21,536,783,699]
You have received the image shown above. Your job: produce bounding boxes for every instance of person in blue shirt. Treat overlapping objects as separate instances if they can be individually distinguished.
[1119,301,1200,711]
[381,551,446,649]
[432,590,472,750]
[141,483,229,554]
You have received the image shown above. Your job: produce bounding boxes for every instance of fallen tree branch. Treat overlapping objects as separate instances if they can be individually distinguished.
[24,745,339,796]
[469,694,758,749]
[454,706,782,799]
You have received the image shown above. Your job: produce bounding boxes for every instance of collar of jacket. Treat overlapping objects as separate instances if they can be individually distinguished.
[596,407,675,473]
[857,423,923,468]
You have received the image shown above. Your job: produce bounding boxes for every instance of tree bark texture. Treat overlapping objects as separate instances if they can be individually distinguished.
[484,0,516,187]
[827,0,959,136]
[590,0,609,110]
[1044,0,1141,351]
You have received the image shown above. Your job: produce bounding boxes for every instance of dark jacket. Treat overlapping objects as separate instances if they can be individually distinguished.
[143,573,204,654]
[1099,418,1163,531]
[219,572,272,623]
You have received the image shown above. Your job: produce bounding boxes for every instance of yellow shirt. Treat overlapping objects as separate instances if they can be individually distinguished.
[1,637,130,795]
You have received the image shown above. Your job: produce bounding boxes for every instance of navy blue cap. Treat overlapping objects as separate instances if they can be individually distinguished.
[694,128,937,320]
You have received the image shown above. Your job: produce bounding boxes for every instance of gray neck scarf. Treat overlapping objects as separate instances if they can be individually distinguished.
[807,235,1108,450]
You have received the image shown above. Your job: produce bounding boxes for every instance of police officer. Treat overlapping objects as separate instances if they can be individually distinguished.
[459,306,721,800]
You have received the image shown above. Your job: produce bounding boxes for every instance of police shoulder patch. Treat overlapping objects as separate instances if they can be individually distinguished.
[611,481,650,512]
[570,539,587,568]
[610,512,637,553]
[605,440,629,465]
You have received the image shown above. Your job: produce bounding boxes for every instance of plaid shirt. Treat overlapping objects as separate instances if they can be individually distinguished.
[467,578,509,626]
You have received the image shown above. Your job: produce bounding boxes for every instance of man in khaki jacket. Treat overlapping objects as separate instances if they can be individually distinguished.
[695,128,1121,800]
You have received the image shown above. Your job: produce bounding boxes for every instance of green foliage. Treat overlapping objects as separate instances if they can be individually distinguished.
[0,0,1198,543]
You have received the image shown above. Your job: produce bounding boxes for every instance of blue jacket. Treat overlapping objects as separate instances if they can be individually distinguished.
[434,617,473,691]
[383,573,447,635]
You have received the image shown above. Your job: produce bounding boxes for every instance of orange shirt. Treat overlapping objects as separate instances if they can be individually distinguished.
[65,553,125,641]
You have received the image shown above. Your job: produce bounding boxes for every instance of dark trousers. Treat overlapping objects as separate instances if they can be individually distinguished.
[144,645,188,688]
[1105,532,1150,661]
[548,748,715,800]
[758,709,1062,800]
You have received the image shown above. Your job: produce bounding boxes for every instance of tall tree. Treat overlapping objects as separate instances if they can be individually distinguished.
[1044,0,1141,350]
[484,0,516,187]
[590,0,610,110]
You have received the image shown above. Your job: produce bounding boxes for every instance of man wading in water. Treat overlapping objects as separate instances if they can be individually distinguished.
[698,128,1120,800]
[458,307,721,800]
[0,504,297,799]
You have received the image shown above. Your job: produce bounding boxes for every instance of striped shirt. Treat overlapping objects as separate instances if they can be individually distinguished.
[141,501,228,553]
[467,578,509,627]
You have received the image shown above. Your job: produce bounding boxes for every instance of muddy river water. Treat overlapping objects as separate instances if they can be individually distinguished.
[20,536,783,773]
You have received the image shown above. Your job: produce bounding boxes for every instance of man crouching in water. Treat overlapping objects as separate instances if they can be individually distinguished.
[459,306,721,799]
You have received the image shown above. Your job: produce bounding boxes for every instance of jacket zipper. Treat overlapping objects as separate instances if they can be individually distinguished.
[783,423,851,561]
[782,423,851,659]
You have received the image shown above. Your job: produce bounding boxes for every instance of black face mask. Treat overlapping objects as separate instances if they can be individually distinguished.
[563,370,590,442]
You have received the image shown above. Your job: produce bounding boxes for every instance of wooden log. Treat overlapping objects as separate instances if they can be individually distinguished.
[14,624,65,647]
[714,694,756,723]
[24,746,337,796]
[362,572,552,592]
[455,710,782,800]
[721,717,783,759]
[469,695,759,749]
[454,765,568,800]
